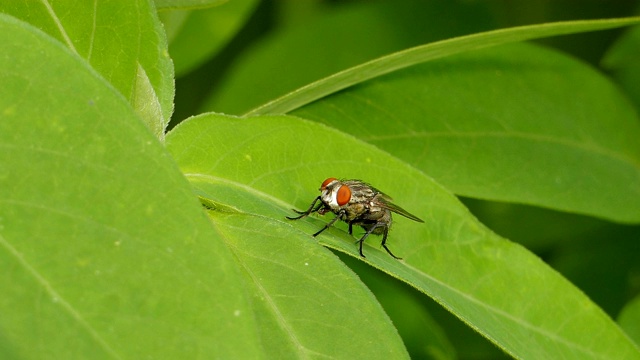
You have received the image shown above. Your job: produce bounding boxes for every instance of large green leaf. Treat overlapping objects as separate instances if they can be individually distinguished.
[0,15,258,358]
[293,42,640,223]
[0,1,175,138]
[166,113,640,359]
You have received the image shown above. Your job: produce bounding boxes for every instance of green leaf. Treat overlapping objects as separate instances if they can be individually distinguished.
[292,42,640,223]
[618,295,640,347]
[0,15,258,358]
[246,17,640,116]
[160,0,259,77]
[205,211,410,359]
[0,1,175,137]
[200,0,495,115]
[166,113,640,359]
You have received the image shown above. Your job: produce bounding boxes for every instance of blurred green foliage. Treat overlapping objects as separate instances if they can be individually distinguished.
[2,0,640,358]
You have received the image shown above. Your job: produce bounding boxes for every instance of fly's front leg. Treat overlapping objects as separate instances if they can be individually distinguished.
[286,196,322,220]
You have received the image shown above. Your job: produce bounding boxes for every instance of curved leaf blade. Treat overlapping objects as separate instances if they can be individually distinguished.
[247,17,640,116]
[166,113,640,359]
[0,15,258,358]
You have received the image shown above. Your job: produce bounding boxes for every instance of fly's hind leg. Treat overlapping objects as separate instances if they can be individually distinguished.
[356,222,379,258]
[380,225,402,260]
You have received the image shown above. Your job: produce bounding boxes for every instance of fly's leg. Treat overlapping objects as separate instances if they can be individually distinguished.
[357,223,402,259]
[286,196,322,220]
[356,223,378,258]
[348,222,353,235]
[380,225,402,260]
[312,212,344,237]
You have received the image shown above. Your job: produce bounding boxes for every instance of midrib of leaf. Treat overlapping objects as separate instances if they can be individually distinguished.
[246,17,640,116]
[185,173,295,210]
[39,0,78,54]
[208,219,315,359]
[0,231,123,359]
[363,130,640,168]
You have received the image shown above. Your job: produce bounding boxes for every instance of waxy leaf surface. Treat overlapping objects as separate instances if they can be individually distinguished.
[0,15,258,359]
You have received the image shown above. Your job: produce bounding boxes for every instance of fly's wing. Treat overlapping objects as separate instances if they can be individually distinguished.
[377,193,424,223]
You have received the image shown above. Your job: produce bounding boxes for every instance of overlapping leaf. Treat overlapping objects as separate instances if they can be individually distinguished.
[0,1,175,137]
[207,16,640,224]
[0,15,257,358]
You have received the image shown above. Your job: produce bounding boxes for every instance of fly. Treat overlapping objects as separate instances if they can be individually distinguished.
[287,178,424,259]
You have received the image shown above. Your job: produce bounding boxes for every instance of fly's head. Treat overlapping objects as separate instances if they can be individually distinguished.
[319,178,351,214]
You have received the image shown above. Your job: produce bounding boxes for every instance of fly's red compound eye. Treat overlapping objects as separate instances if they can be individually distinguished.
[336,185,351,206]
[321,177,337,190]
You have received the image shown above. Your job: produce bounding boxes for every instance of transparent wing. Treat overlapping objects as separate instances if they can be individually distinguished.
[377,193,424,223]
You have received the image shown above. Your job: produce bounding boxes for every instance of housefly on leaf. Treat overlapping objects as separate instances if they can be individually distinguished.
[287,178,424,259]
